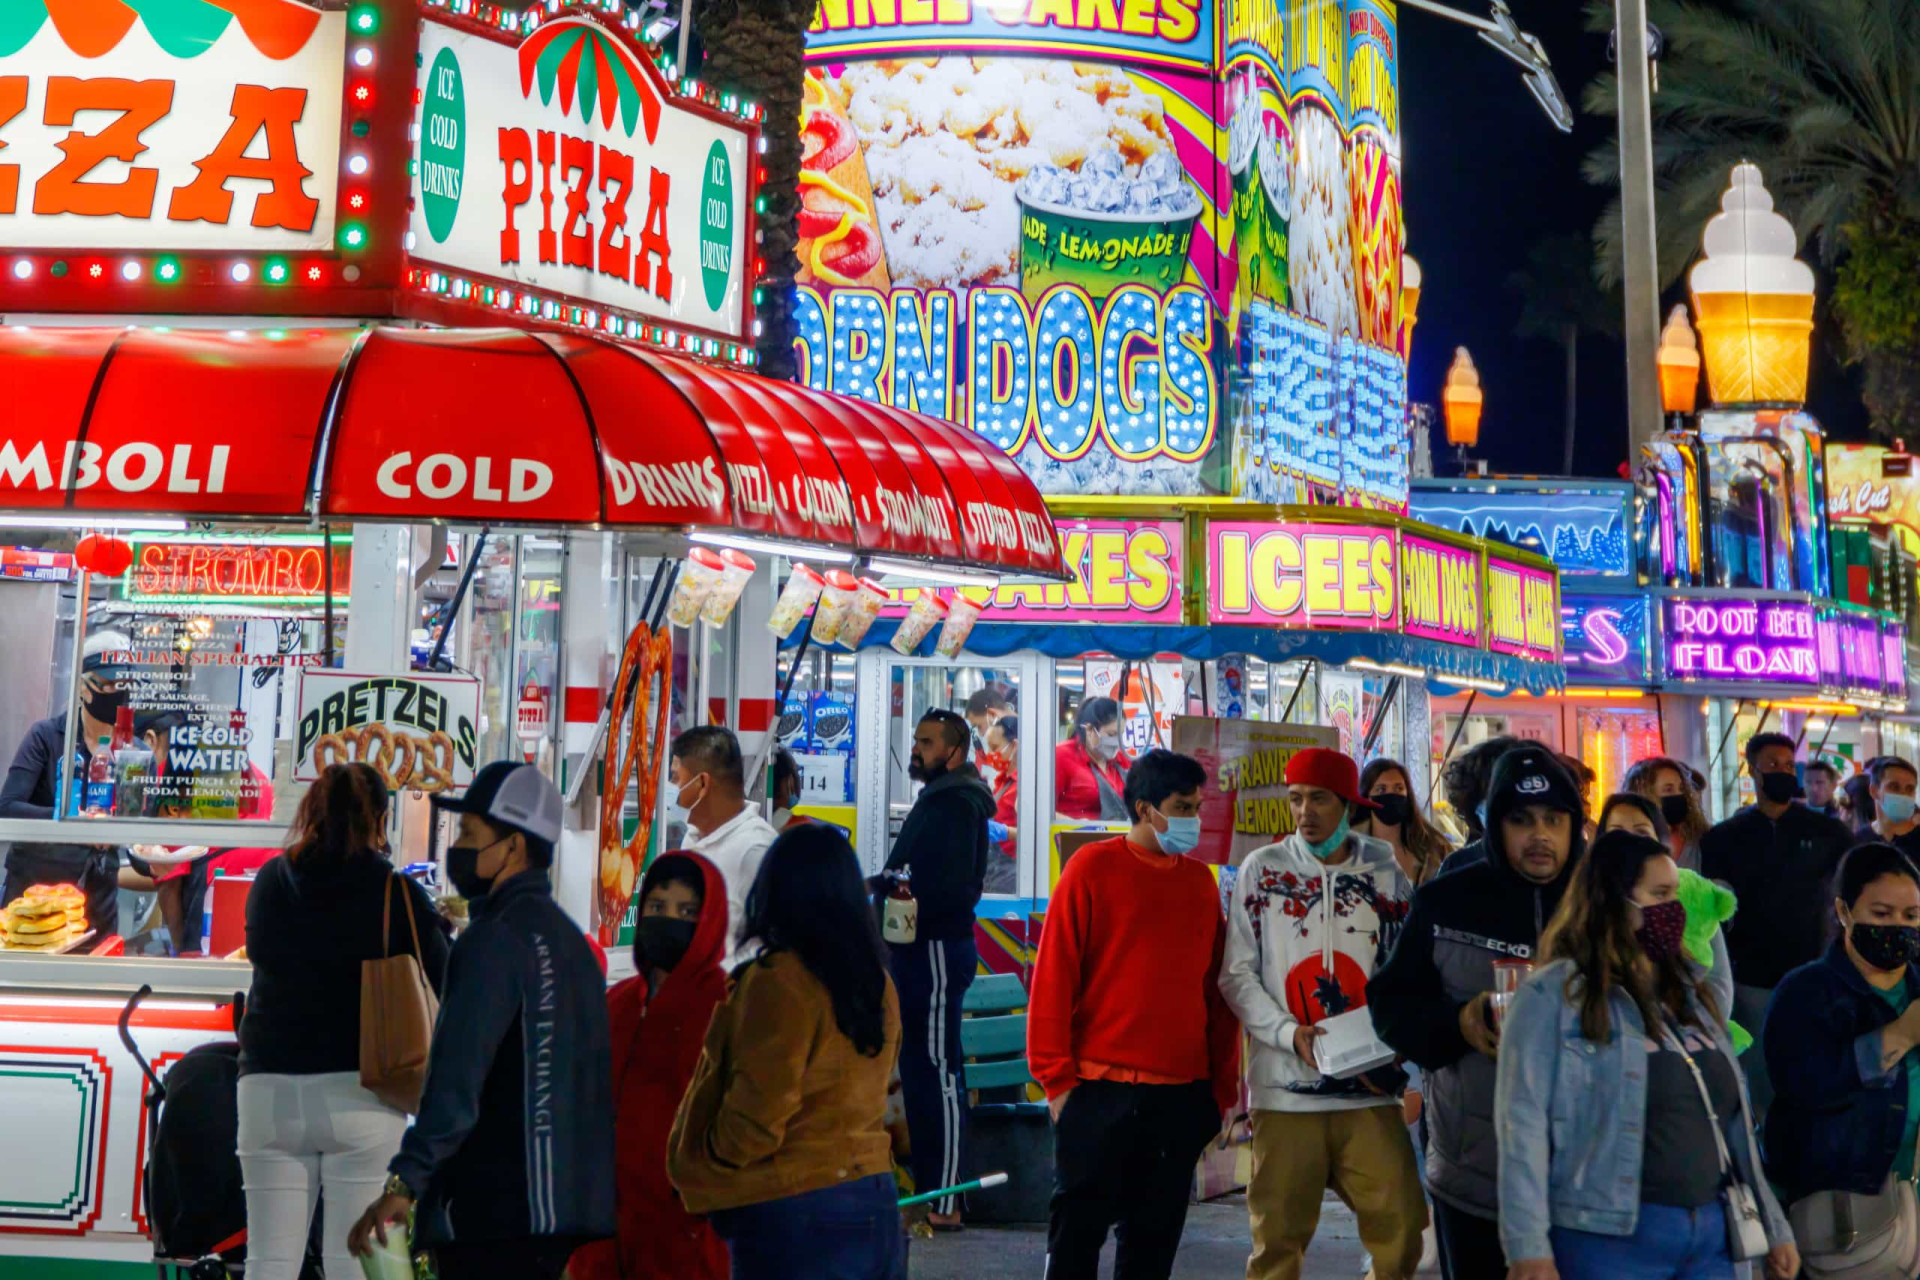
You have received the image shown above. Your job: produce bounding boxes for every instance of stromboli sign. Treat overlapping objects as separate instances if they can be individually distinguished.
[294,669,482,795]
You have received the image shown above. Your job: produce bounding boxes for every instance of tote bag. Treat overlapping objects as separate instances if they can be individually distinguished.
[360,874,439,1113]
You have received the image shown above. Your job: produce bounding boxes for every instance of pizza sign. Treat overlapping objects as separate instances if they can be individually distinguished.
[408,11,753,340]
[0,0,345,250]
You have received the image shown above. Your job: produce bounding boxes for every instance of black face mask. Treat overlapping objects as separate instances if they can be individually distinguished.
[446,834,509,900]
[1660,794,1691,827]
[84,686,128,726]
[1370,793,1411,827]
[1759,771,1800,804]
[1851,921,1920,973]
[635,916,698,974]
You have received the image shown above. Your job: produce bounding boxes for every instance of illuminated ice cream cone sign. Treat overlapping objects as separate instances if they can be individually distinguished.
[1687,163,1815,406]
[1442,347,1483,448]
[1657,305,1701,414]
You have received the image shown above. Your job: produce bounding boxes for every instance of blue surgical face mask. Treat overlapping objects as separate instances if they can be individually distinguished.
[1155,811,1202,856]
[1882,793,1918,824]
[1304,814,1352,861]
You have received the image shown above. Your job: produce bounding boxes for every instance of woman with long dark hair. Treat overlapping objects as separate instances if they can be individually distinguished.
[1496,830,1796,1280]
[1624,756,1711,873]
[1355,757,1451,887]
[1762,843,1920,1269]
[670,823,904,1279]
[237,764,450,1280]
[1053,695,1130,821]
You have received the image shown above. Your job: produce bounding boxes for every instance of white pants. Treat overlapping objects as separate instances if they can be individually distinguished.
[236,1071,408,1280]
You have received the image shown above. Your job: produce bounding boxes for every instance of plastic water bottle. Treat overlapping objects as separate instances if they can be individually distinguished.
[84,737,115,816]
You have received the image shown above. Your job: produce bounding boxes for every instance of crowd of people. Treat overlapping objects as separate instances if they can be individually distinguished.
[212,697,1920,1280]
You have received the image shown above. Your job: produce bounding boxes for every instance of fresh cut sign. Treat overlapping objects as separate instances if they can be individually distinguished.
[408,12,752,339]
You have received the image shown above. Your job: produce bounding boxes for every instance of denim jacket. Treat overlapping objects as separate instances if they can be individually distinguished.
[1495,959,1791,1264]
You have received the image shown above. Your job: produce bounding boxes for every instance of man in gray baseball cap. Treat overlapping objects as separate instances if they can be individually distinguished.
[350,760,614,1279]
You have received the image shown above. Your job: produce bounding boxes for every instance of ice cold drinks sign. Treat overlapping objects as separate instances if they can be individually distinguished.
[1663,597,1819,685]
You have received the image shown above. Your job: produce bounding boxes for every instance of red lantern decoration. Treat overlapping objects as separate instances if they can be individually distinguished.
[73,534,133,577]
[93,537,133,577]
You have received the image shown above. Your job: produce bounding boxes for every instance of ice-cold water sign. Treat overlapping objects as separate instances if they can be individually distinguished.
[0,0,345,250]
[408,13,752,338]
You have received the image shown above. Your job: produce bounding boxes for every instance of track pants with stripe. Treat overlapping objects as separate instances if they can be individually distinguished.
[890,933,977,1216]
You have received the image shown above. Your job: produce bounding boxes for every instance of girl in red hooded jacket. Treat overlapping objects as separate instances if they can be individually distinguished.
[570,853,730,1280]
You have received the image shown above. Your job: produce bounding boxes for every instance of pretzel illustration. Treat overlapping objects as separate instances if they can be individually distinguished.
[598,619,673,940]
[309,724,458,795]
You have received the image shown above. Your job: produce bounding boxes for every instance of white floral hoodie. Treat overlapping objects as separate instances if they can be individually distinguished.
[1219,829,1412,1112]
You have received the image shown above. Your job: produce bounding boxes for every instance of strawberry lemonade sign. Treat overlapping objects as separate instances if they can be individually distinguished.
[409,11,752,339]
[0,0,345,249]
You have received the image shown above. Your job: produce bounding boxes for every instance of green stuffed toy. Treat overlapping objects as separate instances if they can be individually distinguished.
[1676,867,1750,1054]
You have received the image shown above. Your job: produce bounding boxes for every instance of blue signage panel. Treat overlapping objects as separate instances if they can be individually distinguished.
[1562,593,1651,686]
[1410,481,1634,583]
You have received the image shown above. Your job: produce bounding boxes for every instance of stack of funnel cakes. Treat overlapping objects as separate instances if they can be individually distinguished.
[4,884,84,950]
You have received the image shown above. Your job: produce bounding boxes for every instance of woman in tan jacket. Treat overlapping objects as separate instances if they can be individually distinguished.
[670,824,905,1279]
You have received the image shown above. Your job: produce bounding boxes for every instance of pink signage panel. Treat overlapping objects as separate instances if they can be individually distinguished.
[1206,521,1399,630]
[885,518,1185,624]
[1400,533,1481,647]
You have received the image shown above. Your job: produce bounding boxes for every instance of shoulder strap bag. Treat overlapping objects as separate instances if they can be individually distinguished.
[360,872,440,1113]
[1789,1117,1920,1278]
[1667,1027,1770,1262]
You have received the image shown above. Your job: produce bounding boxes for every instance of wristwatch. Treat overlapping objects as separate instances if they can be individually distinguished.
[383,1173,415,1202]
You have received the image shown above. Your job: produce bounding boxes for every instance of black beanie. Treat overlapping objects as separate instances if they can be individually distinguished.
[1484,744,1585,841]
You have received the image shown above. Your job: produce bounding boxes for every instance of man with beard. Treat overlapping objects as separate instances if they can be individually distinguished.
[880,708,992,1228]
[1367,744,1586,1280]
[1701,732,1853,1119]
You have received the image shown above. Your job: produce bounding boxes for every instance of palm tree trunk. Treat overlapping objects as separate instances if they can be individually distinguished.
[1562,322,1578,475]
[693,0,816,380]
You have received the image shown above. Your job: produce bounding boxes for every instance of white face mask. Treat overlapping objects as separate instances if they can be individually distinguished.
[1090,731,1120,761]
[675,773,709,815]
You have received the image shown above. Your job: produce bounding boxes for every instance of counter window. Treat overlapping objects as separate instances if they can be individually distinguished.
[885,663,1022,895]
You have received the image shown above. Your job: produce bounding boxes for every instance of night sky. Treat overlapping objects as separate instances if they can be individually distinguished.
[1398,0,1869,479]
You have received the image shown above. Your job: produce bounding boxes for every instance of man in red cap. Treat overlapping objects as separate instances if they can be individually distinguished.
[1218,746,1425,1280]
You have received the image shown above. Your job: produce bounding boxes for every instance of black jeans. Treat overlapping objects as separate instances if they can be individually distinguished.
[1431,1198,1506,1280]
[1047,1079,1219,1280]
[890,934,977,1216]
[434,1236,577,1280]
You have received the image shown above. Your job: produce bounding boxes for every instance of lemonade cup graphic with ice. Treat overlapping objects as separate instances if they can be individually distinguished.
[1016,148,1203,305]
[1228,93,1290,307]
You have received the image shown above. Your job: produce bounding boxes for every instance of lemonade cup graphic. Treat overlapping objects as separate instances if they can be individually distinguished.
[1015,149,1202,305]
[1228,94,1289,307]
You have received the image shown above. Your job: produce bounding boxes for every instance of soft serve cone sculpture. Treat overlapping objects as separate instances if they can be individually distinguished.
[1657,305,1701,413]
[1687,163,1815,405]
[1442,346,1482,447]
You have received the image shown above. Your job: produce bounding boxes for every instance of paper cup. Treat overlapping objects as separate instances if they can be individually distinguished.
[933,592,986,658]
[666,547,725,628]
[810,570,861,645]
[835,577,890,649]
[699,548,757,627]
[767,562,827,638]
[890,591,948,655]
[357,1229,415,1280]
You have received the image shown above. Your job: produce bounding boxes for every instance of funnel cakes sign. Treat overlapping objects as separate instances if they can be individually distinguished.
[406,9,754,340]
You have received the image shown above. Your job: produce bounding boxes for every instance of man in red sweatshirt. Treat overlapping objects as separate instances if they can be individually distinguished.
[1028,748,1241,1280]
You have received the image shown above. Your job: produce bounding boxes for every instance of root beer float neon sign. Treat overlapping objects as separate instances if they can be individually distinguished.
[1662,596,1818,685]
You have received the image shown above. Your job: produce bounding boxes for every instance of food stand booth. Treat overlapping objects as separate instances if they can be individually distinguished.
[0,0,1066,1268]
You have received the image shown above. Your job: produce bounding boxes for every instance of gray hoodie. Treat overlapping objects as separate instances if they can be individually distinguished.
[1219,829,1411,1112]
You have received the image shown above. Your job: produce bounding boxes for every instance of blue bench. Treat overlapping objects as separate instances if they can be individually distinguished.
[959,971,1052,1223]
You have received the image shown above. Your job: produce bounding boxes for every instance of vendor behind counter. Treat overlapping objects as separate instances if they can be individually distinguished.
[0,630,133,940]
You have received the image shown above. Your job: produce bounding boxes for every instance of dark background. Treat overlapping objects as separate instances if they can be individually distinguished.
[1399,0,1869,479]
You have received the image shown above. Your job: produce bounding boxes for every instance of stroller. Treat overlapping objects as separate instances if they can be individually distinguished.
[120,984,250,1278]
[121,985,325,1279]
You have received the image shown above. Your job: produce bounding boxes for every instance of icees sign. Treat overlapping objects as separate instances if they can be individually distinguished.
[410,14,752,339]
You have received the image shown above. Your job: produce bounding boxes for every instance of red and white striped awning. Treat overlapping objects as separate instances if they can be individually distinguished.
[0,326,1066,577]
